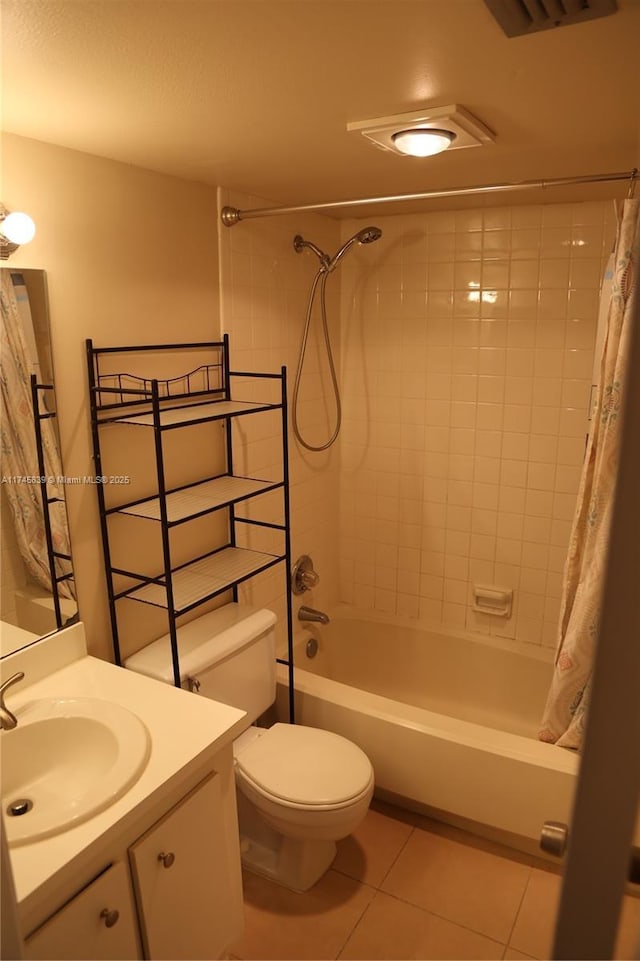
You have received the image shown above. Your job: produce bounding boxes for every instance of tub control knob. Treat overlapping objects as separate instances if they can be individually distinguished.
[300,569,319,590]
[292,554,320,595]
[540,821,568,857]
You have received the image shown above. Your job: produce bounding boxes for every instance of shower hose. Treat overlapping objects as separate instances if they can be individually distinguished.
[292,267,341,452]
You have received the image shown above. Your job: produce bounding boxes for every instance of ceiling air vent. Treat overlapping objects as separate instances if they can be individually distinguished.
[483,0,618,37]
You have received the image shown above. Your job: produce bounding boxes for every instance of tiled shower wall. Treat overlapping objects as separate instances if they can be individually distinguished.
[338,200,617,648]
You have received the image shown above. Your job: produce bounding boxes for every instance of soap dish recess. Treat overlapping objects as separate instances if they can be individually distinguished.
[472,585,513,618]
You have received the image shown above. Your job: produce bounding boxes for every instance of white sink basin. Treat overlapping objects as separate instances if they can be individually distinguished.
[1,697,151,845]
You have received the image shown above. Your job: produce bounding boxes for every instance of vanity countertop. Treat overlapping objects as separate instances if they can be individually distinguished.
[1,624,246,925]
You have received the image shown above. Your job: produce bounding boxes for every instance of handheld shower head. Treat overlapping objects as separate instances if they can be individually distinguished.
[327,225,383,271]
[292,224,382,451]
[293,226,382,273]
[357,226,383,244]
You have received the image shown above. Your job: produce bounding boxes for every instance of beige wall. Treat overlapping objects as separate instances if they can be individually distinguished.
[2,134,220,658]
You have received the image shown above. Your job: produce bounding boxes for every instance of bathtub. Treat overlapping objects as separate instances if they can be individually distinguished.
[275,606,578,848]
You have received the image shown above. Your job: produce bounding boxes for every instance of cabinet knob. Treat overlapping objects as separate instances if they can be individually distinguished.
[100,908,120,928]
[158,851,175,868]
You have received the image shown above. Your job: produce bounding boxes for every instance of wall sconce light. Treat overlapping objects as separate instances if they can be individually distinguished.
[1,205,36,259]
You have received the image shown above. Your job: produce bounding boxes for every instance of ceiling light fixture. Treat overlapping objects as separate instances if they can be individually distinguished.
[391,128,456,158]
[348,104,494,158]
[1,205,36,260]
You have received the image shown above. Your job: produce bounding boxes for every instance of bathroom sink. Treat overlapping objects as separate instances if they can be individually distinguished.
[1,697,151,845]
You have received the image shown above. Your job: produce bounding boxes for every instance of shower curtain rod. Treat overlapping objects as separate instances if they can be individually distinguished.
[220,168,637,226]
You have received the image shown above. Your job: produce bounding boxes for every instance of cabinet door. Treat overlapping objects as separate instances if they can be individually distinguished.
[129,772,237,961]
[24,861,140,961]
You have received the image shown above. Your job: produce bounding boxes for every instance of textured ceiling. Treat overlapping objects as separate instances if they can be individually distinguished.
[2,0,640,210]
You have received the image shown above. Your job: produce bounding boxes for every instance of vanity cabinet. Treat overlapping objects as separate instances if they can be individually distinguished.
[23,861,140,961]
[129,772,233,960]
[22,765,243,961]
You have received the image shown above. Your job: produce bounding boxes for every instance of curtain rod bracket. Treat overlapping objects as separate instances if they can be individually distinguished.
[221,206,242,227]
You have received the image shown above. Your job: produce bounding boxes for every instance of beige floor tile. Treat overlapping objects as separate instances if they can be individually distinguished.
[339,891,504,960]
[381,827,530,943]
[378,802,548,869]
[511,870,640,960]
[509,867,560,959]
[333,807,413,888]
[231,868,375,960]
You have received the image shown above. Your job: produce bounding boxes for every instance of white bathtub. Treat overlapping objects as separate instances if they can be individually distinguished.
[276,607,578,848]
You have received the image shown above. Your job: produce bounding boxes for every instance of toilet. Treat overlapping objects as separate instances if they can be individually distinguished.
[124,602,374,891]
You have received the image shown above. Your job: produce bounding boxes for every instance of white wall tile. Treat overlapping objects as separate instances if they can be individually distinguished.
[331,201,611,648]
[511,228,541,259]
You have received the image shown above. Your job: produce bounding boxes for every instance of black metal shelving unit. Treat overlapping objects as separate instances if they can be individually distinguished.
[86,335,295,722]
[30,374,75,629]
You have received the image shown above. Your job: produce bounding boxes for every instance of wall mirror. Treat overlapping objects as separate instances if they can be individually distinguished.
[0,267,78,657]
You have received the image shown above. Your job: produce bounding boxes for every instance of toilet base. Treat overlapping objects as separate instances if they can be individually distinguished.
[240,834,337,892]
[237,790,337,891]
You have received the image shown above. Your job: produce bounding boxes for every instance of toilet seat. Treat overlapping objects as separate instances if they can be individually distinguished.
[234,723,374,810]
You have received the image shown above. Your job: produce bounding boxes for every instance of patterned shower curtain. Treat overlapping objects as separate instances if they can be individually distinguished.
[0,270,74,599]
[539,198,639,750]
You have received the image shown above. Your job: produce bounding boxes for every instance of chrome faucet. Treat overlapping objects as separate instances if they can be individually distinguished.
[298,606,330,625]
[0,672,25,730]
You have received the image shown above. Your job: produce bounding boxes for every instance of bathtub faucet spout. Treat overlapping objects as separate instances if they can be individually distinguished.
[298,605,330,625]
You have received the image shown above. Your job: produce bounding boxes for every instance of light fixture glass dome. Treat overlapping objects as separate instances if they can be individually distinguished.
[391,128,456,158]
[1,211,36,245]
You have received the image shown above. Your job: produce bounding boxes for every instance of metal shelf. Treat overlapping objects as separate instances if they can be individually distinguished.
[126,546,284,614]
[113,399,278,429]
[115,474,283,524]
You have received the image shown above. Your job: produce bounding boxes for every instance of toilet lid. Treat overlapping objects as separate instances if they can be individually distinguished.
[235,723,373,806]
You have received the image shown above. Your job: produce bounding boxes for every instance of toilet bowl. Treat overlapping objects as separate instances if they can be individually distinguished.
[124,602,375,891]
[234,724,374,890]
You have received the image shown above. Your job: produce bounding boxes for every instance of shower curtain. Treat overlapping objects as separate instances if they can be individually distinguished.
[539,198,639,750]
[0,270,74,599]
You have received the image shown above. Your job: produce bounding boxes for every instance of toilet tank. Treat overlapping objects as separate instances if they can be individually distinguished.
[124,603,277,725]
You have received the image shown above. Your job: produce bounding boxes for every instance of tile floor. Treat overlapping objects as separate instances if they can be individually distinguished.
[231,800,640,960]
